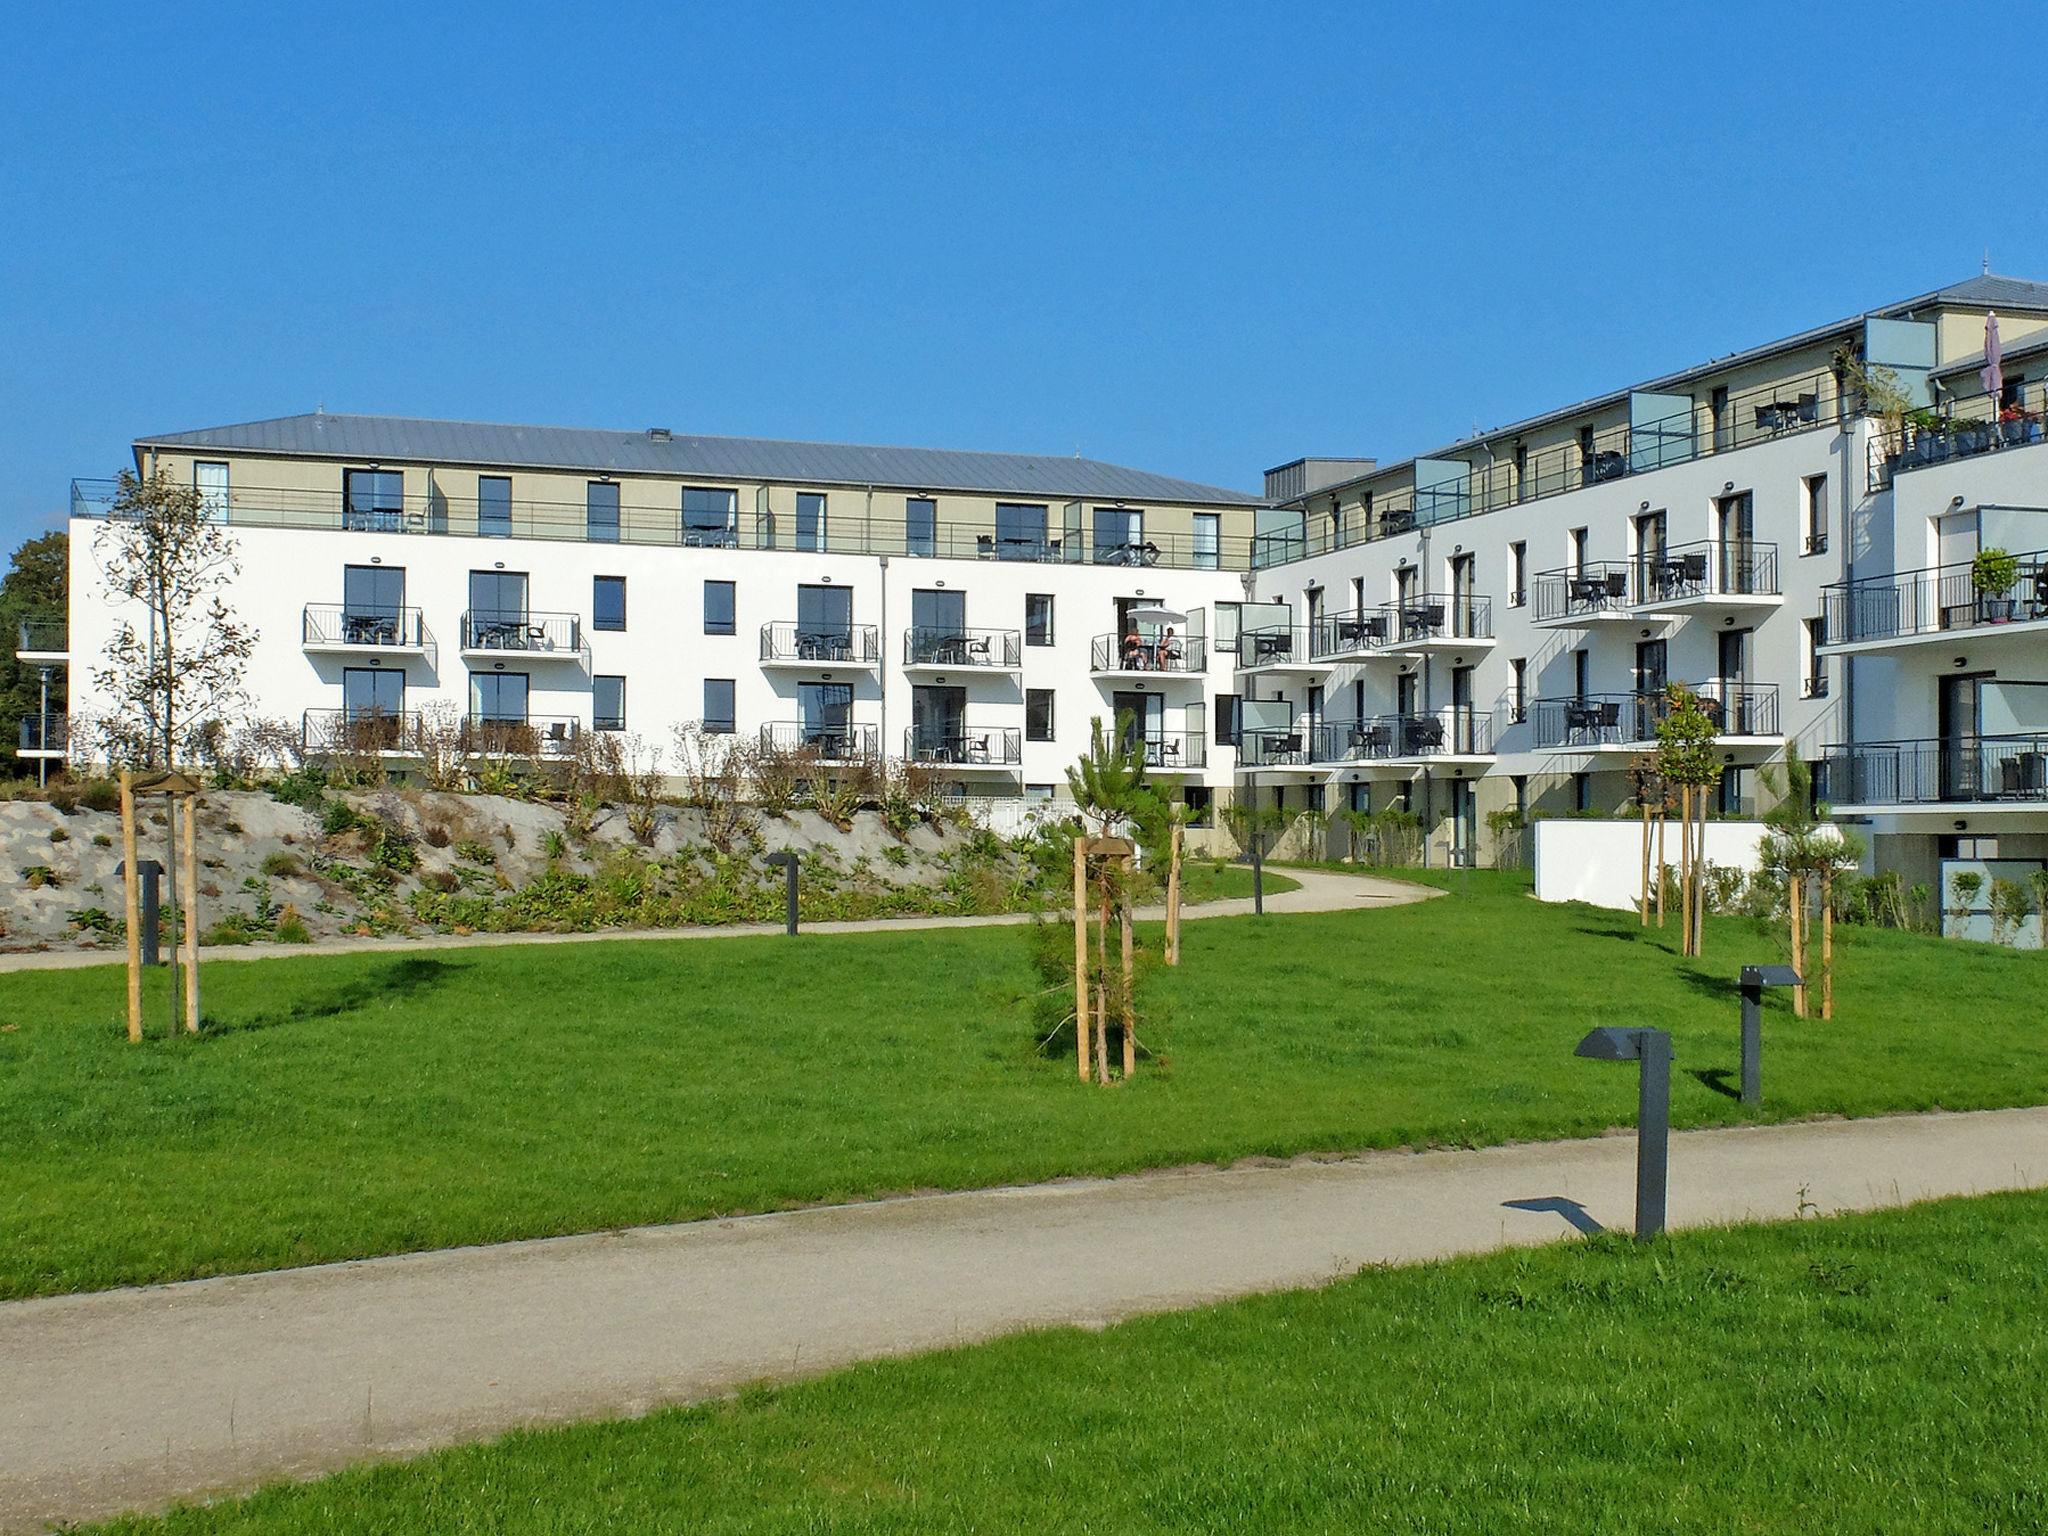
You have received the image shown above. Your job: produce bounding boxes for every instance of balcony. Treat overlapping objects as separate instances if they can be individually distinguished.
[1629,541,1782,617]
[1822,545,2048,655]
[1308,608,1397,660]
[1385,592,1494,653]
[1122,729,1207,771]
[904,726,1023,770]
[760,721,880,764]
[303,605,436,662]
[1312,709,1494,765]
[1532,563,1637,626]
[1238,728,1315,768]
[18,714,67,756]
[1234,627,1324,675]
[15,619,66,663]
[68,478,1254,572]
[458,611,588,666]
[902,627,1022,671]
[1089,632,1205,677]
[460,715,583,756]
[1533,683,1781,751]
[759,622,881,669]
[1869,380,2048,490]
[1820,735,2048,811]
[303,708,424,756]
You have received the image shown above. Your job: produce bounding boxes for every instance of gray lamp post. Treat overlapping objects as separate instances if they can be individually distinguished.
[1574,1025,1673,1241]
[1738,965,1801,1106]
[764,851,799,935]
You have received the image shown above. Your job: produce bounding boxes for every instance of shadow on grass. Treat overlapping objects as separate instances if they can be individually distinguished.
[200,957,467,1039]
[1503,1196,1605,1236]
[1690,1067,1742,1102]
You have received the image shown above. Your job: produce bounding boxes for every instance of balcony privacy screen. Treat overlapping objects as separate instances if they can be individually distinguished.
[1981,680,2048,736]
[1865,317,1937,407]
[1413,458,1471,526]
[1241,698,1294,735]
[1629,391,1694,473]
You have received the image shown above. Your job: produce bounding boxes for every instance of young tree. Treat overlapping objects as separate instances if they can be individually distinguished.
[0,530,68,772]
[90,469,256,767]
[1654,684,1722,957]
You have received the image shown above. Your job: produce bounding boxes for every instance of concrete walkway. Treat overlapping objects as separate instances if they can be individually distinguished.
[4,1106,2043,1531]
[0,865,1432,974]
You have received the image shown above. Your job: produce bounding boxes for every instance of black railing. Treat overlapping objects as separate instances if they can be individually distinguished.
[1823,543,2048,645]
[303,604,431,650]
[1235,627,1311,668]
[1309,608,1396,658]
[1532,563,1632,622]
[760,721,881,761]
[904,727,1023,766]
[1313,709,1493,761]
[303,708,424,755]
[1252,368,1843,568]
[16,619,66,654]
[1391,591,1492,642]
[903,626,1022,668]
[69,479,1257,573]
[1117,729,1208,770]
[459,610,584,655]
[1869,379,2048,490]
[1820,735,2048,806]
[1534,683,1780,748]
[459,715,582,755]
[1238,728,1312,766]
[759,622,881,665]
[1630,540,1780,603]
[18,714,67,752]
[1089,632,1205,673]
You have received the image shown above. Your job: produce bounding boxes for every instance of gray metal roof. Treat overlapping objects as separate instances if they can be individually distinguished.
[134,413,1264,507]
[1284,273,2048,505]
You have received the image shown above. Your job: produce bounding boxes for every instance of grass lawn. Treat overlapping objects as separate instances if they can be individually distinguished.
[90,1190,2048,1534]
[2,869,2042,1299]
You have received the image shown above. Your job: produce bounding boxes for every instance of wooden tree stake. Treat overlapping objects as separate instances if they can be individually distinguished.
[1639,800,1652,926]
[1072,836,1089,1082]
[1821,867,1835,1020]
[1678,786,1693,953]
[1165,822,1184,966]
[120,770,143,1043]
[1119,893,1136,1079]
[1655,806,1666,927]
[181,793,201,1034]
[1789,874,1807,1017]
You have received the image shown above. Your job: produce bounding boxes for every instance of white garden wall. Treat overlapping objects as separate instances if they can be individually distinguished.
[1533,817,1770,912]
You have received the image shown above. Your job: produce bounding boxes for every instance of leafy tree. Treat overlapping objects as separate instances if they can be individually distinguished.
[1653,684,1722,956]
[90,469,257,767]
[1065,714,1155,837]
[0,530,66,770]
[1758,744,1864,1018]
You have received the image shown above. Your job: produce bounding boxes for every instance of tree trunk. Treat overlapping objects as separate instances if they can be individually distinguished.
[181,793,201,1034]
[1096,883,1112,1085]
[1691,791,1708,957]
[1165,822,1183,967]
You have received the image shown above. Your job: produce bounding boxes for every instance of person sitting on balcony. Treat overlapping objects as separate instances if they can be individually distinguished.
[1122,631,1146,669]
[1158,626,1179,668]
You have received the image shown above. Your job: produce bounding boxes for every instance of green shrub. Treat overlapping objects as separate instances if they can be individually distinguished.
[260,851,302,878]
[454,840,495,865]
[423,824,451,849]
[274,907,312,944]
[20,865,57,889]
[369,830,419,874]
[47,827,68,844]
[92,833,112,848]
[321,800,364,836]
[542,830,568,861]
[66,907,119,935]
[269,767,329,811]
[80,779,121,814]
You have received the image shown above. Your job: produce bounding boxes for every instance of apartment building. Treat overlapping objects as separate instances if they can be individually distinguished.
[48,417,1262,807]
[27,274,2048,878]
[1238,274,2048,867]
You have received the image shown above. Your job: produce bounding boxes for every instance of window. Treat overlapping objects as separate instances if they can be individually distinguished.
[478,476,512,537]
[468,569,528,625]
[797,584,853,647]
[683,487,738,547]
[342,666,403,720]
[1025,783,1057,801]
[1803,618,1828,697]
[1026,688,1055,741]
[1093,505,1143,563]
[1803,474,1830,555]
[1025,593,1055,646]
[343,468,404,532]
[594,675,626,732]
[1306,783,1325,813]
[703,678,736,733]
[703,580,735,636]
[798,681,852,742]
[796,491,826,552]
[906,497,937,557]
[587,481,621,542]
[1213,602,1242,653]
[593,576,626,632]
[1215,693,1242,746]
[1183,785,1213,825]
[472,672,529,722]
[994,502,1048,560]
[1572,648,1590,698]
[1193,512,1220,570]
[343,564,404,624]
[1573,771,1591,813]
[194,462,229,522]
[1509,541,1526,606]
[1568,527,1588,574]
[1716,766,1747,818]
[1510,657,1527,723]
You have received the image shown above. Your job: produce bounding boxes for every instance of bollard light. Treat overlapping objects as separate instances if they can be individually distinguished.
[1737,965,1801,1107]
[764,851,799,936]
[115,858,166,967]
[1574,1025,1672,1241]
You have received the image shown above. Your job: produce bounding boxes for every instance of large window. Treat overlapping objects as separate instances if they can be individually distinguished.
[797,583,853,646]
[594,675,626,732]
[906,497,937,557]
[1026,688,1055,741]
[478,475,512,537]
[797,681,853,743]
[1213,602,1241,652]
[587,481,621,542]
[683,487,738,546]
[1193,512,1220,570]
[343,468,404,532]
[704,579,735,635]
[1215,693,1241,746]
[995,502,1048,560]
[703,678,736,733]
[1093,505,1143,563]
[471,672,529,722]
[593,576,626,632]
[796,492,827,552]
[1025,593,1055,646]
[469,569,528,622]
[343,564,404,623]
[194,462,229,522]
[342,666,403,720]
[1803,474,1830,555]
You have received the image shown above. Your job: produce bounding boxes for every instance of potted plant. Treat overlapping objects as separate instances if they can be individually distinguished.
[1951,416,1994,455]
[1973,546,2020,622]
[1999,402,2043,446]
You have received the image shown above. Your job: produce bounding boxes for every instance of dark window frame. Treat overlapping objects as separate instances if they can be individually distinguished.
[1026,688,1056,742]
[703,579,736,636]
[594,675,627,732]
[593,575,627,632]
[703,678,736,734]
[1025,593,1055,646]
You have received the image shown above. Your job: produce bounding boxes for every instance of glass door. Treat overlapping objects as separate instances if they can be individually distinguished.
[910,589,966,664]
[344,564,405,643]
[1717,492,1756,592]
[796,584,854,658]
[911,685,967,760]
[1111,691,1163,761]
[342,667,404,748]
[1940,674,1984,800]
[798,682,854,752]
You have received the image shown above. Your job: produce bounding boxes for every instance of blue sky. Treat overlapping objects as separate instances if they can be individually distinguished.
[2,3,2039,545]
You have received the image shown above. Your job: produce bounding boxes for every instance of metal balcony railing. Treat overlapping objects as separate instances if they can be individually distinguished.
[459,715,582,756]
[1532,563,1633,621]
[1632,540,1780,603]
[1113,729,1207,770]
[904,726,1024,766]
[1309,607,1396,658]
[1388,592,1492,642]
[1868,379,2048,490]
[1237,728,1313,767]
[1823,542,2048,646]
[16,619,66,655]
[18,714,67,752]
[903,626,1022,668]
[759,721,880,762]
[303,604,432,651]
[302,708,424,755]
[1090,632,1205,673]
[1820,735,2048,806]
[1236,626,1310,669]
[459,610,584,656]
[1313,709,1493,762]
[759,622,881,665]
[1534,683,1780,748]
